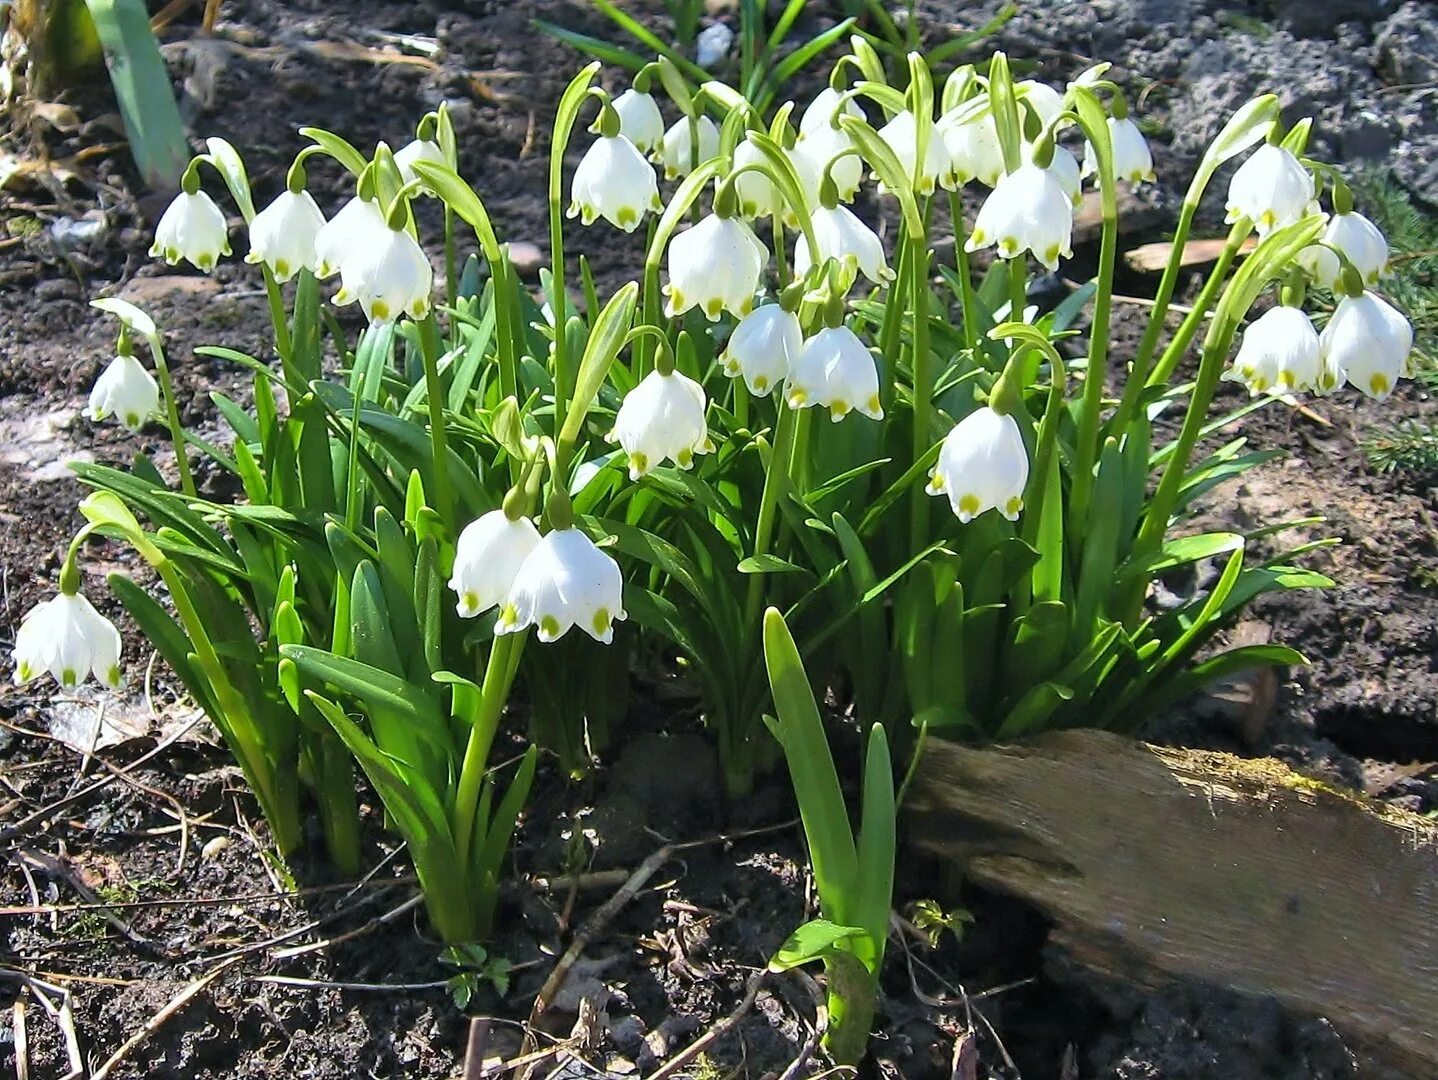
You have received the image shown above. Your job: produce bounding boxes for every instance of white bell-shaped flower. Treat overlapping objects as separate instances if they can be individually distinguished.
[938,111,1005,188]
[395,138,447,188]
[1223,305,1321,395]
[150,190,230,271]
[12,591,122,689]
[246,189,326,282]
[608,369,713,478]
[926,406,1029,523]
[1320,291,1413,400]
[966,161,1074,270]
[1081,116,1155,184]
[722,304,801,396]
[314,195,388,280]
[569,135,661,232]
[793,122,864,206]
[495,527,627,645]
[731,138,782,219]
[664,212,767,321]
[333,225,433,325]
[1026,141,1082,207]
[794,202,893,287]
[1298,210,1389,289]
[1225,143,1314,235]
[659,115,720,179]
[449,510,542,619]
[1018,81,1065,125]
[876,110,949,196]
[86,354,160,431]
[612,88,665,154]
[787,325,883,422]
[799,86,862,136]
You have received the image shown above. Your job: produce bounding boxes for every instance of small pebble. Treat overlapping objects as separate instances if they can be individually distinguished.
[202,835,232,860]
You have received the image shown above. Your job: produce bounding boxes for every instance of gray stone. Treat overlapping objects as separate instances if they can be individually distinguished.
[1376,2,1438,84]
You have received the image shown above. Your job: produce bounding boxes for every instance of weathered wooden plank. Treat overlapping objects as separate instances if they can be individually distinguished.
[908,730,1438,1076]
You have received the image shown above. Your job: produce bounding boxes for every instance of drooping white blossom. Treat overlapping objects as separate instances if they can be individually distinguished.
[246,189,326,282]
[569,135,662,232]
[86,354,160,431]
[1081,116,1155,184]
[608,369,713,478]
[966,161,1074,270]
[793,203,893,286]
[150,190,230,271]
[394,138,447,188]
[793,122,864,206]
[731,137,783,219]
[664,213,767,321]
[786,325,883,422]
[612,88,665,154]
[876,109,949,196]
[799,86,862,136]
[1226,143,1315,235]
[1319,291,1413,400]
[659,115,721,179]
[1299,210,1389,289]
[12,591,122,689]
[1017,80,1065,126]
[938,110,1005,188]
[495,528,627,645]
[314,195,388,280]
[926,406,1029,523]
[721,304,802,396]
[1223,305,1322,395]
[449,510,542,619]
[1030,142,1082,207]
[333,225,433,324]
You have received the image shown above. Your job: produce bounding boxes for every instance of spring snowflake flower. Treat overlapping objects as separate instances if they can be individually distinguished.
[794,203,893,287]
[1319,291,1413,400]
[246,189,326,282]
[659,115,720,179]
[876,109,949,196]
[495,528,627,645]
[966,161,1074,270]
[793,122,864,206]
[394,138,447,187]
[787,325,882,422]
[150,190,230,271]
[314,195,388,279]
[1081,116,1155,184]
[664,213,767,321]
[799,86,862,136]
[731,138,782,219]
[1226,143,1314,235]
[1029,142,1082,208]
[569,135,661,232]
[333,225,433,325]
[86,354,160,431]
[449,510,542,619]
[1223,305,1321,395]
[926,406,1029,523]
[1018,80,1064,125]
[938,111,1005,188]
[12,591,122,689]
[1299,210,1389,289]
[721,304,802,396]
[609,369,714,478]
[612,88,665,154]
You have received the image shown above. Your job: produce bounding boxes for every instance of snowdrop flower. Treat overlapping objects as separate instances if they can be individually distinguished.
[86,353,160,431]
[876,110,949,196]
[569,135,661,232]
[926,406,1029,523]
[1226,143,1314,234]
[1223,305,1321,395]
[664,212,767,320]
[609,369,713,478]
[731,138,782,219]
[794,202,893,287]
[314,195,387,279]
[659,114,720,179]
[793,122,864,206]
[495,528,626,644]
[1081,116,1155,184]
[395,138,447,187]
[1320,290,1412,399]
[246,188,326,282]
[799,86,861,136]
[1018,80,1065,126]
[333,225,433,324]
[721,304,801,396]
[787,325,882,422]
[938,111,1005,188]
[150,190,230,271]
[1299,210,1389,289]
[449,510,542,619]
[12,591,122,689]
[612,88,665,154]
[966,160,1074,270]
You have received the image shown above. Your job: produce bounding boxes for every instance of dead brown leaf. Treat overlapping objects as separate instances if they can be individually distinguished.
[1125,235,1260,272]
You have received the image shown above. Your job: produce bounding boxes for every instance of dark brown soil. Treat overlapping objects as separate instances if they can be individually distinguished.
[2,1,1435,1078]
